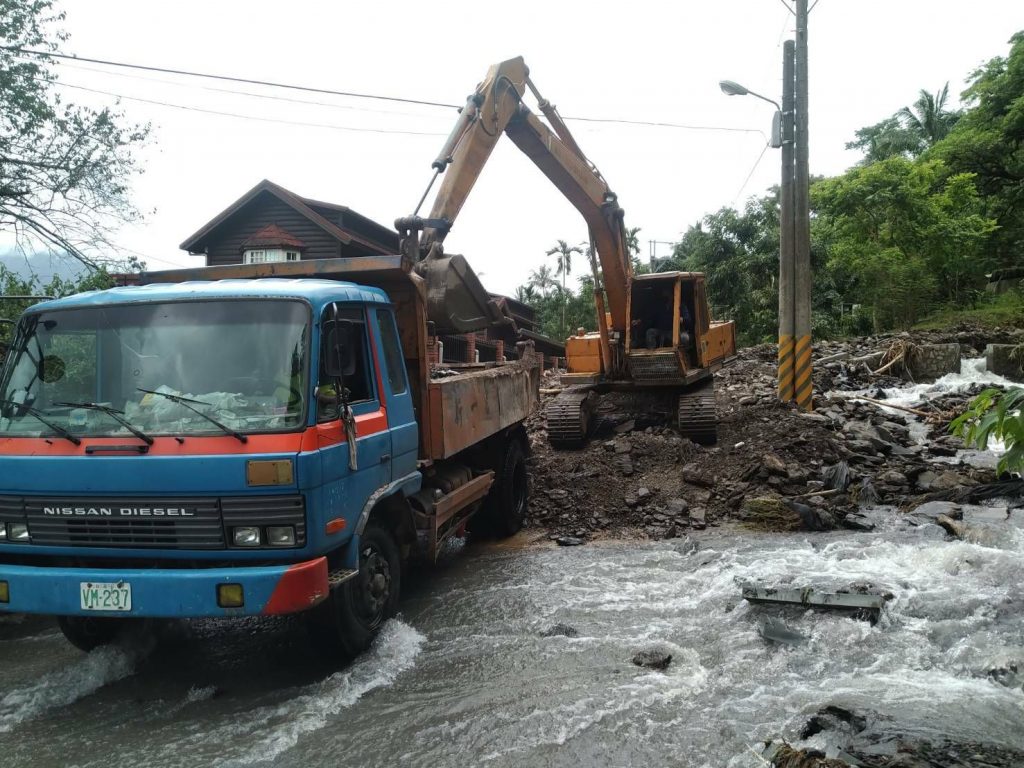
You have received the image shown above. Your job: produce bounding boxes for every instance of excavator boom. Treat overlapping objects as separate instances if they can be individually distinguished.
[415,56,632,335]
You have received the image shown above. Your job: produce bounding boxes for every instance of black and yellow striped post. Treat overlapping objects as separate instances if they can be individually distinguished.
[794,334,812,410]
[778,334,795,402]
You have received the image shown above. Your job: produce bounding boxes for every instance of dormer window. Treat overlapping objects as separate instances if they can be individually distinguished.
[243,248,301,264]
[238,224,306,265]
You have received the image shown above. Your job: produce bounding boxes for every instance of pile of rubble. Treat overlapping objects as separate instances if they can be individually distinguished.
[524,328,1014,542]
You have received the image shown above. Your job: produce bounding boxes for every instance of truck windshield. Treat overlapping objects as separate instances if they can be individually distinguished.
[0,299,309,439]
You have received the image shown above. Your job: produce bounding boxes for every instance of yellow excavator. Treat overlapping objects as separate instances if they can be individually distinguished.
[396,56,736,448]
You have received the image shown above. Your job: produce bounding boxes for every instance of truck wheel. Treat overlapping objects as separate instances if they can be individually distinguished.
[57,615,128,652]
[307,524,401,659]
[487,438,529,537]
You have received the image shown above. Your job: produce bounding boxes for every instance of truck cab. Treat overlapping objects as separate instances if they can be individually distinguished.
[0,262,537,655]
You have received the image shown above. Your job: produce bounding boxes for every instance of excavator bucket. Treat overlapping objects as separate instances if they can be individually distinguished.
[415,249,505,334]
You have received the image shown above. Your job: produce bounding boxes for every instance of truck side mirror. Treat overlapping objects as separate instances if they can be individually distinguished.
[322,320,356,379]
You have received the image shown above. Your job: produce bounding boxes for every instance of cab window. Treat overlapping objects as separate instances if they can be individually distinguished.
[318,307,373,422]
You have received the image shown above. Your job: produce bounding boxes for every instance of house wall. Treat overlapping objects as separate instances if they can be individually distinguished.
[203,192,386,266]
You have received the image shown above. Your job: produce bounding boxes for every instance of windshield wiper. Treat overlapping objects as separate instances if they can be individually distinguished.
[55,401,154,446]
[137,388,248,443]
[0,399,81,446]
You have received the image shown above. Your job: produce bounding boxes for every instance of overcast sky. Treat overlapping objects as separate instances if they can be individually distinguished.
[43,0,1024,294]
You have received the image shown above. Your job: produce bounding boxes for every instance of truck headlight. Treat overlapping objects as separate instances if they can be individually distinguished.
[231,526,261,547]
[266,526,296,547]
[6,523,29,543]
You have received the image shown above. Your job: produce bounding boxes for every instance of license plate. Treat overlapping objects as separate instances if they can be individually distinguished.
[80,581,132,612]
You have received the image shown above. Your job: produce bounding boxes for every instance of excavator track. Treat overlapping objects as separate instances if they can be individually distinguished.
[546,389,594,449]
[677,380,718,445]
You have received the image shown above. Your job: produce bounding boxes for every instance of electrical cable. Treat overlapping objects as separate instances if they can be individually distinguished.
[51,80,447,136]
[8,46,766,137]
[733,142,771,204]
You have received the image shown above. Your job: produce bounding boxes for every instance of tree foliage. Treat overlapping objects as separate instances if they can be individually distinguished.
[951,386,1024,475]
[0,0,149,269]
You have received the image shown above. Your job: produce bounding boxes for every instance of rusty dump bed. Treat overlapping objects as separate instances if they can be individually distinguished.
[142,256,540,463]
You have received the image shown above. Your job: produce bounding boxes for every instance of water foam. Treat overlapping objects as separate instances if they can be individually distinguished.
[0,644,136,733]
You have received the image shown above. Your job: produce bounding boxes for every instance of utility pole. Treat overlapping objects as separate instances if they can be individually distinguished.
[793,0,813,411]
[778,39,795,404]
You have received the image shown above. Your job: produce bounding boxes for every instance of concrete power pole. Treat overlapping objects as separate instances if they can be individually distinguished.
[778,40,796,403]
[793,0,813,411]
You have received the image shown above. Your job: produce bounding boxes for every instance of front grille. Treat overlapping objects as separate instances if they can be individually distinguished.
[25,498,223,549]
[628,352,683,381]
[8,495,306,550]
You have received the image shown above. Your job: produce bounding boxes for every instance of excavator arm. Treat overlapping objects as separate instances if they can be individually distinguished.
[398,57,633,341]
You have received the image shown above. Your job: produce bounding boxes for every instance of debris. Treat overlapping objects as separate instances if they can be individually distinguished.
[758,617,807,646]
[539,623,578,638]
[742,584,890,621]
[760,742,859,768]
[631,648,672,670]
[822,461,851,492]
[613,419,635,434]
[840,513,875,532]
[763,453,788,476]
[783,499,836,531]
[799,705,867,739]
[554,535,586,547]
[688,507,706,529]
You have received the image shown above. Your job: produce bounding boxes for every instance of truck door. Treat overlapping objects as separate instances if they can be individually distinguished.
[317,307,391,514]
[372,308,418,481]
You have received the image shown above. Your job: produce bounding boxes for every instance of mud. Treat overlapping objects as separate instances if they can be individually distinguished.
[525,328,1018,542]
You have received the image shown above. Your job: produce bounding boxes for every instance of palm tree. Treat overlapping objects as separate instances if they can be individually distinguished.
[898,83,959,148]
[514,284,537,303]
[546,239,583,339]
[527,264,557,296]
[625,227,642,258]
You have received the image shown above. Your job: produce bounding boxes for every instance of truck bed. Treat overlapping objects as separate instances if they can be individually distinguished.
[425,362,539,460]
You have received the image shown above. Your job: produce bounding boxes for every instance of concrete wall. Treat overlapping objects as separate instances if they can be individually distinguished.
[907,343,961,381]
[986,344,1024,382]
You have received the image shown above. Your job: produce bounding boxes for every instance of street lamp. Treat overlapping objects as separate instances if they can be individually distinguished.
[719,80,782,146]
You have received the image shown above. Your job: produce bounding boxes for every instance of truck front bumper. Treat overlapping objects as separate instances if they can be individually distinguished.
[0,557,329,618]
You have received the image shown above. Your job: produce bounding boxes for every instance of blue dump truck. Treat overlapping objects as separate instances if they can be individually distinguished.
[0,255,538,655]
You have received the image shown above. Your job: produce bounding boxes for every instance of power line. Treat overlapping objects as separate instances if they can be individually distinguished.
[8,46,766,137]
[733,142,771,204]
[54,60,447,120]
[51,80,447,136]
[1,46,461,110]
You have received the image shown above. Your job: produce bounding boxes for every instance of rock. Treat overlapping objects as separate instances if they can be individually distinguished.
[631,648,672,670]
[877,469,908,486]
[613,419,636,434]
[783,499,836,531]
[616,456,634,476]
[613,440,632,455]
[637,486,652,500]
[689,507,706,529]
[799,705,867,739]
[738,395,758,406]
[763,453,788,476]
[841,513,875,532]
[682,465,715,487]
[915,470,939,490]
[665,498,689,516]
[931,470,968,490]
[555,535,585,547]
[546,489,569,500]
[822,461,851,492]
[540,623,578,638]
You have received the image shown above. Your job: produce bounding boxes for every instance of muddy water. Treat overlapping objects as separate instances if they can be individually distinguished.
[2,505,1023,767]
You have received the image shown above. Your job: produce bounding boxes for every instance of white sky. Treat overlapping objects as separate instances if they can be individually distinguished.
[45,0,1024,294]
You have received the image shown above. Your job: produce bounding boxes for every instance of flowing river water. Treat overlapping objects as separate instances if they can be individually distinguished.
[2,511,1023,768]
[1,360,1023,767]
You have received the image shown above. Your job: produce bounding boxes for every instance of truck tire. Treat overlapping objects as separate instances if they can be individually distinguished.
[307,523,401,659]
[483,438,529,538]
[57,615,130,652]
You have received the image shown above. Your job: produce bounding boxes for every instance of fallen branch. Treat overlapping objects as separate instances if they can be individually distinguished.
[873,354,904,376]
[843,394,949,421]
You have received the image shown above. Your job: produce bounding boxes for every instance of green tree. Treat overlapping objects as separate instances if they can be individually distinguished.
[545,239,583,340]
[951,387,1024,474]
[0,0,150,269]
[528,264,557,297]
[932,31,1024,266]
[899,83,960,146]
[847,116,922,163]
[813,157,995,329]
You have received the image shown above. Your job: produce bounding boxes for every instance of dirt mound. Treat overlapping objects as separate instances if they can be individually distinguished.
[525,333,1001,541]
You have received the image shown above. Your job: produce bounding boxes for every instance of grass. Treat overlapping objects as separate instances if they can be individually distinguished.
[913,290,1024,331]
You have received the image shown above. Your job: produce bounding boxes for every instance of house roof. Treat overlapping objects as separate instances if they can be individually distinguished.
[240,223,306,250]
[179,179,399,255]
